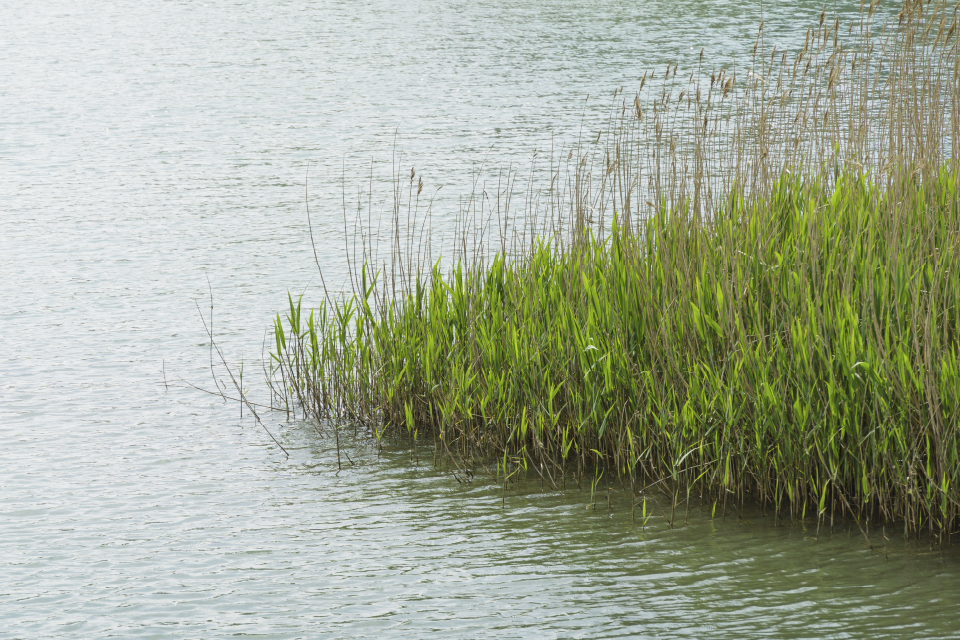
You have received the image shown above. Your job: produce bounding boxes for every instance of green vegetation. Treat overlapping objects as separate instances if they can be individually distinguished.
[268,1,960,539]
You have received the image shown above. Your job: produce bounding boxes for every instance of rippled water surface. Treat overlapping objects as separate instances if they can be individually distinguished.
[2,1,959,638]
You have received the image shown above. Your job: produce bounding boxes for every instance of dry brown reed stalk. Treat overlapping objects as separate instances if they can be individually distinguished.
[270,1,960,540]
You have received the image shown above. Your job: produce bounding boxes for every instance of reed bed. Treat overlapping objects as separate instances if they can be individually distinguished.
[269,1,960,539]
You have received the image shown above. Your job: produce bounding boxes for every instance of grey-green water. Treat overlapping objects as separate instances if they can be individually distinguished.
[2,0,959,637]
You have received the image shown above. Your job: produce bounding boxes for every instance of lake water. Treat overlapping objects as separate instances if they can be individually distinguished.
[3,0,959,637]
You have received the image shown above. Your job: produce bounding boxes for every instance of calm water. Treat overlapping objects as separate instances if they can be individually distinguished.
[2,1,959,638]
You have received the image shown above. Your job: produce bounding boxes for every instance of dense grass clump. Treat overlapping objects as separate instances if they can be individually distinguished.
[268,2,960,538]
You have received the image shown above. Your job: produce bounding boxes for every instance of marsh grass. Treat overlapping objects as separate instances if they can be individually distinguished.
[269,1,960,540]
